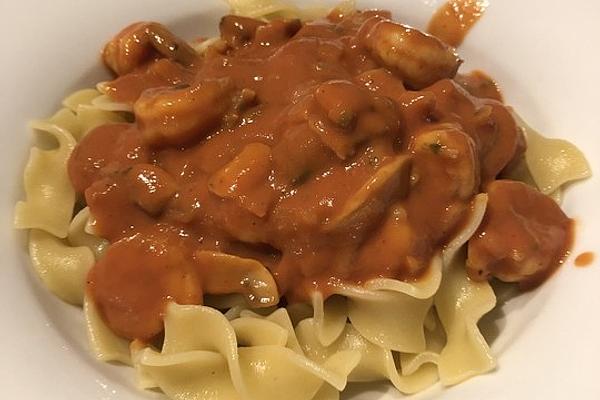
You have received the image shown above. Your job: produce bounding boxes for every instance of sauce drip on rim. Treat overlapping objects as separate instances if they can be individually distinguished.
[427,0,489,47]
[574,252,594,267]
[68,9,572,340]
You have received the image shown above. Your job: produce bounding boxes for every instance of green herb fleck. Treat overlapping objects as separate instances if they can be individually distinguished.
[335,109,355,129]
[429,142,442,154]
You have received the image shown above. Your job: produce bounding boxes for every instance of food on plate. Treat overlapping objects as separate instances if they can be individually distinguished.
[14,0,591,399]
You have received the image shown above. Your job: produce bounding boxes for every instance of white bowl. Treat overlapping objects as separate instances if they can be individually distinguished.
[1,0,599,399]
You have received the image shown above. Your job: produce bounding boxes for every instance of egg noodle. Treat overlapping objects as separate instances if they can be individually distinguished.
[14,1,590,399]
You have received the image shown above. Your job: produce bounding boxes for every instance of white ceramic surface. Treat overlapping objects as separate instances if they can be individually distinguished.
[1,0,599,399]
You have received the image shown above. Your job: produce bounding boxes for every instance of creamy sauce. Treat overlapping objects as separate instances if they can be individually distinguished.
[427,0,489,47]
[575,251,594,267]
[68,10,571,341]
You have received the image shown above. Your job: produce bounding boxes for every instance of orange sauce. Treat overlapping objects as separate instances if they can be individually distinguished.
[427,0,489,47]
[69,9,572,341]
[455,70,503,102]
[575,251,595,267]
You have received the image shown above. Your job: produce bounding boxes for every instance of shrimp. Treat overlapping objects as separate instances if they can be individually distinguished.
[134,77,235,146]
[103,22,198,76]
[310,79,401,159]
[467,180,571,286]
[363,19,462,89]
[411,123,479,199]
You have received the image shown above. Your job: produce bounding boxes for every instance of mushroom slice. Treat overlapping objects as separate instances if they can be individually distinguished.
[308,115,355,160]
[324,155,412,232]
[208,142,275,217]
[194,250,279,308]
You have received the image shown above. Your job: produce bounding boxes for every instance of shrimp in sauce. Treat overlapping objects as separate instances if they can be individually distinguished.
[68,9,573,340]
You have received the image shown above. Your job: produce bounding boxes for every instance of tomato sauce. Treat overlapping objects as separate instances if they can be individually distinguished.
[67,9,572,341]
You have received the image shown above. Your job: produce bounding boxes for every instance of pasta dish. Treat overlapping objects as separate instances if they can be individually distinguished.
[14,0,591,399]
